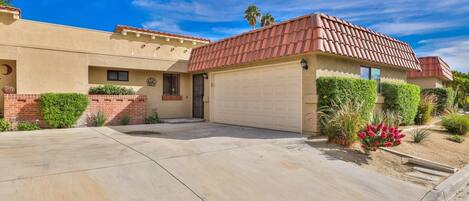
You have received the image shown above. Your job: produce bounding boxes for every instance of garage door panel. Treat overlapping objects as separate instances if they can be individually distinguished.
[213,64,301,132]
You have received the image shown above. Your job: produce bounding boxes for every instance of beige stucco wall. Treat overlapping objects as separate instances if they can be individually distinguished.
[314,54,408,83]
[407,77,443,89]
[0,15,201,95]
[88,67,191,118]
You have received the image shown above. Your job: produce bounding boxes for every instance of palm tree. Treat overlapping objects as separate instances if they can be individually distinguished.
[244,5,261,29]
[0,0,11,6]
[261,13,275,27]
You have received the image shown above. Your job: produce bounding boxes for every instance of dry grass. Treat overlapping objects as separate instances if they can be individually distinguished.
[392,127,469,168]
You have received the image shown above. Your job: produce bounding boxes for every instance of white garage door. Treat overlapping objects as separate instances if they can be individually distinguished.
[212,64,302,132]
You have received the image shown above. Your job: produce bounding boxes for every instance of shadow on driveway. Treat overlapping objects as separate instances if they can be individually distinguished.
[306,140,371,166]
[108,122,302,141]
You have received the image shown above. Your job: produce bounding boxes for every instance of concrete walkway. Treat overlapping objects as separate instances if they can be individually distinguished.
[0,123,427,201]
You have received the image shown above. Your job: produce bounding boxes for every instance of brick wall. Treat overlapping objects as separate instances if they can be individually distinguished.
[4,94,147,127]
[3,94,44,126]
[85,95,147,125]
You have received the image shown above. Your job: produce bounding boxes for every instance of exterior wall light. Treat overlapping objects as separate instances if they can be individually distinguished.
[300,58,308,70]
[202,73,208,79]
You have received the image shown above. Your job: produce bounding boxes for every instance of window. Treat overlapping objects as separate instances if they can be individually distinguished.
[163,74,180,96]
[107,70,129,81]
[360,67,371,80]
[360,66,381,91]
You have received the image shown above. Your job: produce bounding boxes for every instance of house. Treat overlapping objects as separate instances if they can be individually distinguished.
[0,6,421,134]
[407,56,453,88]
[188,13,420,134]
[0,6,209,119]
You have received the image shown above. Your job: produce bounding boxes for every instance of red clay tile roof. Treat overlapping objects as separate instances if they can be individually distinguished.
[0,5,20,15]
[408,56,453,81]
[115,25,210,43]
[188,13,420,72]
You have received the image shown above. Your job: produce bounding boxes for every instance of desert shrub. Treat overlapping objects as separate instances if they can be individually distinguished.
[317,77,377,125]
[120,114,131,125]
[421,88,455,115]
[381,82,420,125]
[89,85,135,95]
[443,106,459,115]
[145,111,162,124]
[415,94,437,125]
[17,121,41,131]
[371,111,384,126]
[40,93,89,128]
[358,124,405,153]
[411,129,431,143]
[92,112,107,127]
[320,99,365,146]
[441,115,469,135]
[371,110,401,127]
[0,119,11,132]
[448,135,465,143]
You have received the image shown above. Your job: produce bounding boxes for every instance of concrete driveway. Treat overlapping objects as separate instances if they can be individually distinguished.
[0,123,427,201]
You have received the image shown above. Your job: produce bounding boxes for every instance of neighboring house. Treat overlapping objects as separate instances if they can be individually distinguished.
[407,56,453,88]
[0,6,210,118]
[0,6,421,134]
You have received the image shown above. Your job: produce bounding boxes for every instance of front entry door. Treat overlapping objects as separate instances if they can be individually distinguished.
[192,74,204,118]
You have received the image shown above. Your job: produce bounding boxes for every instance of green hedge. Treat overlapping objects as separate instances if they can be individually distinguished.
[317,77,377,124]
[0,119,11,132]
[381,82,420,125]
[89,85,136,95]
[421,88,455,114]
[40,93,89,128]
[17,121,41,131]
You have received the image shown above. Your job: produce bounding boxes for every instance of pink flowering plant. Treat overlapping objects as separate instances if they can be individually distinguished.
[358,123,405,153]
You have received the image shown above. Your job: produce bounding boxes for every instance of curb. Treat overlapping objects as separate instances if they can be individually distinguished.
[421,165,469,201]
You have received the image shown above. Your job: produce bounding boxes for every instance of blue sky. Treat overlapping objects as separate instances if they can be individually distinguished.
[11,0,469,72]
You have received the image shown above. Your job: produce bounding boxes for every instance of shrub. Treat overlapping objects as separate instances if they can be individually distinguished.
[415,94,437,125]
[17,121,41,131]
[89,85,135,95]
[443,106,459,115]
[421,88,455,115]
[381,82,420,125]
[411,129,431,143]
[320,99,365,146]
[120,114,131,125]
[0,119,11,132]
[145,111,162,124]
[448,135,465,143]
[93,112,106,127]
[317,77,377,125]
[40,93,89,128]
[441,115,469,135]
[372,110,401,127]
[358,124,405,153]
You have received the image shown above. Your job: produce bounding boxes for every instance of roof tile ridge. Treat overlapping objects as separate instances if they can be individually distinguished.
[318,13,411,47]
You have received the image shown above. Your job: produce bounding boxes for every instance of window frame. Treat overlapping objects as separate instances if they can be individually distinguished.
[163,73,181,96]
[107,70,129,82]
[360,66,381,92]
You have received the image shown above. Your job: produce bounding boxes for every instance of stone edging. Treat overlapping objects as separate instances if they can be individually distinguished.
[421,165,469,201]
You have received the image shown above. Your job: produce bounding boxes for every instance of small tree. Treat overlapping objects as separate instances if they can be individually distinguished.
[244,5,261,29]
[449,71,469,110]
[260,13,275,27]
